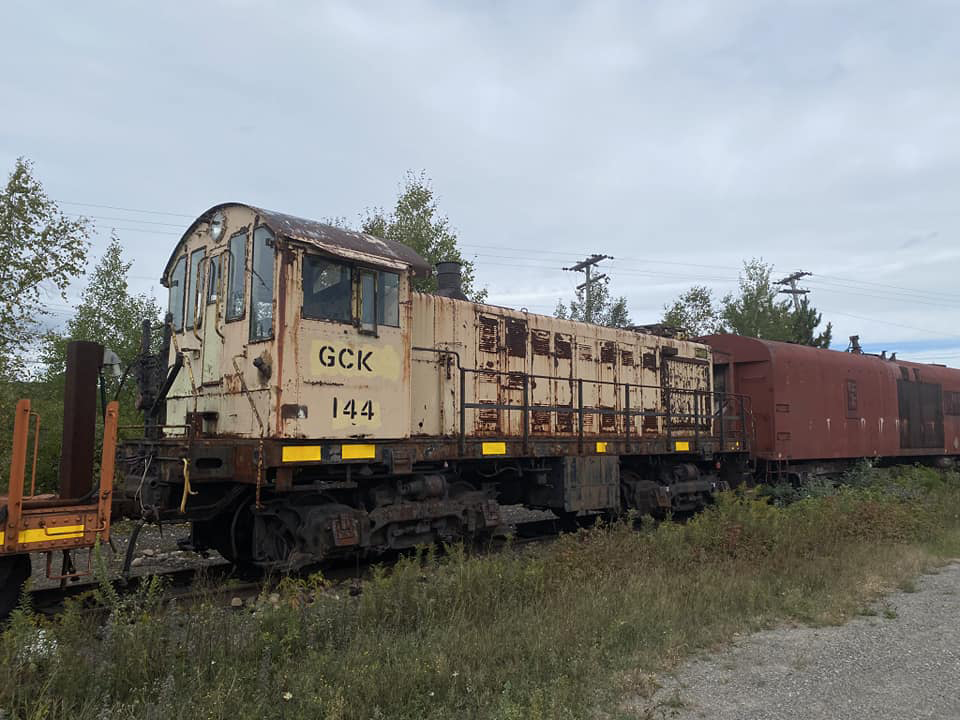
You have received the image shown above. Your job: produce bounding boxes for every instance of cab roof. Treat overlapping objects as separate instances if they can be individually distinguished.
[162,202,431,284]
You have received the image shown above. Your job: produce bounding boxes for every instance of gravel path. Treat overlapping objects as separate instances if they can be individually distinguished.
[633,562,960,720]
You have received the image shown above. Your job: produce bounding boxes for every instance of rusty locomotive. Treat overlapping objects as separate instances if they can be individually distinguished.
[118,203,750,569]
[5,201,960,610]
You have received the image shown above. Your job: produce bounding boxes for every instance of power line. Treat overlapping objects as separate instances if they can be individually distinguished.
[57,200,195,218]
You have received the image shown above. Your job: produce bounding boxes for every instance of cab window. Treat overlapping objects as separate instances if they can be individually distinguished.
[303,255,352,323]
[169,255,186,332]
[378,271,399,327]
[185,248,205,330]
[358,269,401,331]
[206,254,221,304]
[249,226,275,341]
[225,231,246,322]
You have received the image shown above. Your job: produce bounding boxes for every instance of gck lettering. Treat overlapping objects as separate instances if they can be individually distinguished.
[318,345,374,372]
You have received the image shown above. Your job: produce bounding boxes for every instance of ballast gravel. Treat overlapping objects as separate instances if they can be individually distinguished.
[633,562,960,720]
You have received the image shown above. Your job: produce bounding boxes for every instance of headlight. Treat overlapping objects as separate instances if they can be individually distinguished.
[209,211,224,242]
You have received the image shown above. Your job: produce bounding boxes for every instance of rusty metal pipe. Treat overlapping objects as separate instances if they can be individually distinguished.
[29,411,40,498]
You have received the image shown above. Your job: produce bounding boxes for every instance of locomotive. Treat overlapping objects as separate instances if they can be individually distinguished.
[119,203,750,568]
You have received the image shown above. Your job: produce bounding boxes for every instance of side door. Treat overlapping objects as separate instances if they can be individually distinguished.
[200,252,226,385]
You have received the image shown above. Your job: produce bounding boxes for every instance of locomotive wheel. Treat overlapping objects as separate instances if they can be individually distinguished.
[0,554,32,619]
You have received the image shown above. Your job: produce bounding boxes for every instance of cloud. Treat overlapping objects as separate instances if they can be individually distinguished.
[2,0,958,363]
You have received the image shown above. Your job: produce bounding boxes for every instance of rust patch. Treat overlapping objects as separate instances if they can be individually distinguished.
[600,341,616,365]
[531,329,551,356]
[479,315,499,353]
[531,407,551,433]
[554,333,572,360]
[506,371,525,390]
[642,411,658,433]
[478,369,498,384]
[477,400,499,432]
[505,317,527,358]
[600,408,616,432]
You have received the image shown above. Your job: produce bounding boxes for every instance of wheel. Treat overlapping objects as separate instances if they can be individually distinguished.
[0,554,32,619]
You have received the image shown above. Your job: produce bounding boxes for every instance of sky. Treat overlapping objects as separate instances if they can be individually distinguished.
[3,0,959,364]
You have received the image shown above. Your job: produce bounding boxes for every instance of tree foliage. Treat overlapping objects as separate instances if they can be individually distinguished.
[555,277,631,328]
[18,238,162,492]
[361,171,486,302]
[661,258,832,347]
[662,285,723,338]
[0,157,90,378]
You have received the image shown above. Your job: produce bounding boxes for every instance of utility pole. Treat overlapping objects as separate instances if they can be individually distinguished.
[563,254,612,323]
[775,271,811,312]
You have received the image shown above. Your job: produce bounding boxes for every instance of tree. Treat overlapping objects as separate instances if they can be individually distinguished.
[661,285,724,338]
[720,259,831,346]
[555,277,632,328]
[720,258,790,339]
[27,237,162,491]
[661,259,832,347]
[0,158,90,378]
[790,296,833,348]
[361,171,487,301]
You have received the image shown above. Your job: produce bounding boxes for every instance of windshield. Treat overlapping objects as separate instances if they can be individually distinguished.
[303,255,352,323]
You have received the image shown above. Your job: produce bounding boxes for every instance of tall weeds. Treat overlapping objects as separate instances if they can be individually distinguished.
[3,466,959,720]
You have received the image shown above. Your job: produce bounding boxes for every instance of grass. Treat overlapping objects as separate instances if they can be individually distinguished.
[3,464,960,719]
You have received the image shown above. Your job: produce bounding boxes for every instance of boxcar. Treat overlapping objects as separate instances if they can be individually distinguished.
[704,334,960,478]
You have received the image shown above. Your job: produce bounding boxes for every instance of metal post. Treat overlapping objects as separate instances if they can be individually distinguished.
[577,379,584,454]
[665,387,672,443]
[694,390,700,450]
[740,400,747,449]
[719,392,725,449]
[522,374,529,455]
[459,367,466,455]
[5,399,30,552]
[624,384,631,453]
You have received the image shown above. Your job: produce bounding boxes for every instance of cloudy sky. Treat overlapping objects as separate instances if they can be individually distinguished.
[3,0,959,364]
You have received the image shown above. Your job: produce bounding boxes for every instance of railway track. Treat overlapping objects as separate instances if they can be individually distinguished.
[23,514,575,618]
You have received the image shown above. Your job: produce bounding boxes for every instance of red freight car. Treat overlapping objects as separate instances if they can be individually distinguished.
[702,335,960,477]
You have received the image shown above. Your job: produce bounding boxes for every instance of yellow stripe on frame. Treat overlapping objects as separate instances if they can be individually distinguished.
[596,441,608,453]
[282,445,325,463]
[341,444,376,460]
[19,525,85,544]
[482,442,506,456]
[675,441,690,452]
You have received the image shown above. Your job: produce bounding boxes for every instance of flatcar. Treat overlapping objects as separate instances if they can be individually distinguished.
[118,203,750,569]
[704,334,960,481]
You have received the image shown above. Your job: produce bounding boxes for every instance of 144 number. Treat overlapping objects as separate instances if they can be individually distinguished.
[332,397,375,421]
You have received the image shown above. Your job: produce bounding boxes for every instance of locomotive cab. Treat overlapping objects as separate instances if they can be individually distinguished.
[157,203,427,443]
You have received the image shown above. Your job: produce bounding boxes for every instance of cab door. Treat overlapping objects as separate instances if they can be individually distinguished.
[200,253,225,385]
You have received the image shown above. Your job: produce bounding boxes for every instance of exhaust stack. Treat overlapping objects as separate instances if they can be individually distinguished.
[435,261,468,301]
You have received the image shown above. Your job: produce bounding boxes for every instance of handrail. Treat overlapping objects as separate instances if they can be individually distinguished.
[453,364,753,452]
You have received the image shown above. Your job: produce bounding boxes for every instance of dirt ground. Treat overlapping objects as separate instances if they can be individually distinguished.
[627,562,960,720]
[27,521,226,591]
